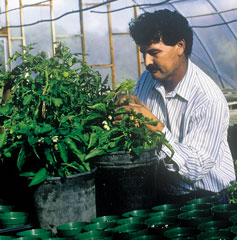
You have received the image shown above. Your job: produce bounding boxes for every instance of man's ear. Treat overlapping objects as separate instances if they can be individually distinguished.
[177,39,186,56]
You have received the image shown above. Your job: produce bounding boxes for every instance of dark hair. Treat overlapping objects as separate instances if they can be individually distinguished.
[129,9,193,57]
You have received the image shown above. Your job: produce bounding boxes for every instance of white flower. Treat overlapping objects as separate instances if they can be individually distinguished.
[104,125,110,131]
[37,137,44,143]
[102,120,108,125]
[52,136,59,143]
[108,115,112,120]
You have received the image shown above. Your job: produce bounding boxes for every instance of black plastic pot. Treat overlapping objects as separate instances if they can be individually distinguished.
[187,197,218,205]
[180,203,213,212]
[69,229,113,240]
[112,223,148,240]
[163,226,200,239]
[116,217,147,225]
[122,209,150,218]
[56,221,88,238]
[197,229,235,240]
[197,220,233,232]
[178,210,213,227]
[30,168,96,234]
[145,215,180,236]
[211,204,237,220]
[151,203,182,212]
[94,149,158,216]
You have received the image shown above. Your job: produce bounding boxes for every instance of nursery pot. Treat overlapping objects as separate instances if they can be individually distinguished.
[94,149,158,216]
[30,168,96,233]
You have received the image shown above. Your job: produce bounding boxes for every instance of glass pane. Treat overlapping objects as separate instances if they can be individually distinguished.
[113,34,138,83]
[213,0,237,10]
[83,5,110,65]
[110,0,134,33]
[92,66,113,88]
[57,36,82,55]
[5,1,21,37]
[0,39,7,72]
[54,0,80,35]
[22,5,52,55]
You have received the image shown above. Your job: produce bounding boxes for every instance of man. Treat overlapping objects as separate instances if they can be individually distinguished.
[118,9,235,204]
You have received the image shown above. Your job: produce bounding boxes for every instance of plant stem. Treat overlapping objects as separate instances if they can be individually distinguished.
[34,69,49,117]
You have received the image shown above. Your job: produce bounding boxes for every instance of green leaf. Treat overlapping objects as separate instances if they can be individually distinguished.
[44,137,51,145]
[106,146,120,153]
[44,148,54,164]
[27,135,38,145]
[4,151,11,158]
[65,137,85,161]
[23,95,33,105]
[63,72,69,78]
[0,130,7,149]
[114,107,127,115]
[58,142,68,163]
[0,104,11,115]
[131,146,143,157]
[32,145,41,159]
[70,134,85,145]
[85,113,104,121]
[83,133,90,144]
[19,172,35,177]
[28,168,48,187]
[103,91,115,102]
[17,122,30,134]
[87,132,98,149]
[34,123,53,135]
[52,97,63,107]
[85,148,105,161]
[17,146,26,171]
[88,103,107,113]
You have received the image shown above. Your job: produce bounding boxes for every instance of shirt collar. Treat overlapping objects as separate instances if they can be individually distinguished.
[152,59,194,101]
[174,59,194,101]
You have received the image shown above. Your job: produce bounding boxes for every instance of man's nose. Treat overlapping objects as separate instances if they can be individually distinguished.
[144,54,153,67]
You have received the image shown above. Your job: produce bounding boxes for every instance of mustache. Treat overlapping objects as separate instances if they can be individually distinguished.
[146,65,161,72]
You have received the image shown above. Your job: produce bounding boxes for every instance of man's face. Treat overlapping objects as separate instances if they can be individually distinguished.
[141,40,185,83]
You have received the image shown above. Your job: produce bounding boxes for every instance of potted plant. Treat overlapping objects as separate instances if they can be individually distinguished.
[0,43,116,185]
[89,97,173,216]
[0,43,115,231]
[80,80,173,216]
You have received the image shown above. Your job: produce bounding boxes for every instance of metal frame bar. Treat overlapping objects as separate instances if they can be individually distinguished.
[19,0,26,48]
[79,0,86,62]
[5,0,11,64]
[107,2,116,89]
[207,0,236,41]
[50,0,56,55]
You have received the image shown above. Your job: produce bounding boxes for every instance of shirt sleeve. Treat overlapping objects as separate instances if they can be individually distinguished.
[132,71,149,97]
[161,99,229,183]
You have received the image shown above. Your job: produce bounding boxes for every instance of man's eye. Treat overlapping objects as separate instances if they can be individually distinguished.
[151,51,160,56]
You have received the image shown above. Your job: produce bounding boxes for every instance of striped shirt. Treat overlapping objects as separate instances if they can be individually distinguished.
[133,59,236,195]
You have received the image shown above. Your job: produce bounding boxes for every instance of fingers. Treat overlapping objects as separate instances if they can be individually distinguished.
[115,94,142,105]
[130,95,149,109]
[146,121,164,132]
[114,94,164,132]
[115,94,130,105]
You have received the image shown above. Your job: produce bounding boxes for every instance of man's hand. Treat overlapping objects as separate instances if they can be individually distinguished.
[115,94,164,132]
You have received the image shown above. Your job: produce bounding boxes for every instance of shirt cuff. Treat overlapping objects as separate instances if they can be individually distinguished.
[161,126,186,170]
[161,126,175,144]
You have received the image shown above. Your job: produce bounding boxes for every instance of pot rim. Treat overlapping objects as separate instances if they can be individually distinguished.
[34,167,97,182]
